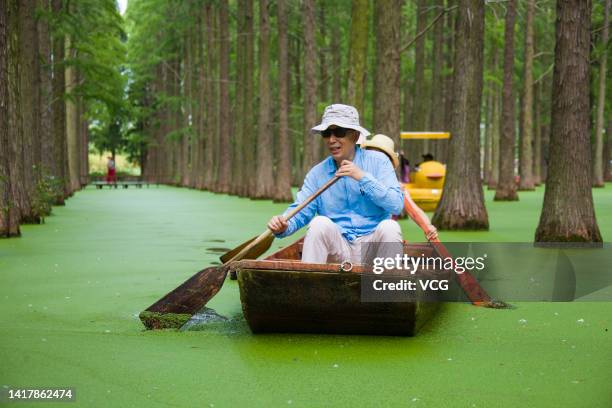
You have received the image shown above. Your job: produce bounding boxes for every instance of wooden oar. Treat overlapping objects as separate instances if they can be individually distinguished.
[429,238,511,309]
[140,176,340,329]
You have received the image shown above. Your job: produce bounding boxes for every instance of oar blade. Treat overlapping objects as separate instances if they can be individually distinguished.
[140,265,229,329]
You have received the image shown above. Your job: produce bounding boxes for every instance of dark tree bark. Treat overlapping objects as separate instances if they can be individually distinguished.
[518,0,535,190]
[0,0,20,236]
[291,36,303,186]
[254,0,275,198]
[429,0,445,159]
[242,0,255,195]
[347,0,368,114]
[18,0,42,222]
[7,0,30,223]
[440,0,456,164]
[331,23,342,103]
[65,34,80,194]
[432,0,488,230]
[533,80,542,185]
[181,27,192,188]
[274,0,293,202]
[605,120,612,182]
[592,0,609,187]
[302,0,319,175]
[373,0,401,147]
[488,90,500,189]
[203,3,217,190]
[535,0,602,243]
[231,2,245,195]
[405,0,429,163]
[413,0,428,132]
[38,0,53,182]
[494,0,518,201]
[317,0,328,104]
[216,0,231,193]
[51,0,67,203]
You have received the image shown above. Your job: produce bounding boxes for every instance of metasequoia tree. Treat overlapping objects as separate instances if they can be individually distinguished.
[346,0,368,114]
[254,0,275,198]
[302,0,319,177]
[432,0,488,230]
[535,0,602,243]
[494,0,518,201]
[274,0,293,202]
[373,0,401,147]
[0,0,20,236]
[216,0,232,193]
[592,0,610,187]
[518,0,535,190]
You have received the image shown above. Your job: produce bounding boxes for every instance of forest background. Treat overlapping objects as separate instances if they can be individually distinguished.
[1,0,610,241]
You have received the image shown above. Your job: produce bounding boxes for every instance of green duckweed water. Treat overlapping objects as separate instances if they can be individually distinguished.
[0,185,611,407]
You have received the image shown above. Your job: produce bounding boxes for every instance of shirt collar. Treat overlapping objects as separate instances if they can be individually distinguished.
[324,146,363,174]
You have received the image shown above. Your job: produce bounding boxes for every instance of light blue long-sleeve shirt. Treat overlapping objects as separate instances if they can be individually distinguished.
[276,146,404,242]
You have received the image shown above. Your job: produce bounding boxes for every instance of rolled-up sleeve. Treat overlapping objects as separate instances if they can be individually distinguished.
[358,160,404,215]
[275,170,320,238]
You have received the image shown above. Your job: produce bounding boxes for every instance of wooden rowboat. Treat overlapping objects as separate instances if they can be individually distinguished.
[234,238,449,336]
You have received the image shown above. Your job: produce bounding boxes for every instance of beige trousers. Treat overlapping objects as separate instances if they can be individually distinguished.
[301,216,403,264]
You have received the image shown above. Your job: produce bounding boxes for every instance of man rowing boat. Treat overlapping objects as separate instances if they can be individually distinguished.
[267,104,404,264]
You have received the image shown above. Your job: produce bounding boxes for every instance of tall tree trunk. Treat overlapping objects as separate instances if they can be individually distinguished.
[216,0,231,193]
[407,0,429,160]
[413,0,428,132]
[65,35,80,193]
[373,0,401,146]
[274,0,293,202]
[347,0,368,114]
[317,0,328,104]
[204,4,217,190]
[605,120,612,181]
[440,0,456,164]
[488,89,500,189]
[430,0,445,158]
[331,23,342,103]
[194,6,205,190]
[494,0,518,201]
[242,0,256,195]
[38,0,53,183]
[592,0,609,187]
[432,0,488,230]
[484,46,498,185]
[51,0,67,203]
[7,0,29,225]
[302,0,319,174]
[0,0,20,236]
[18,0,42,222]
[231,3,245,195]
[291,36,304,185]
[519,0,535,190]
[254,0,275,198]
[533,80,542,185]
[535,0,601,243]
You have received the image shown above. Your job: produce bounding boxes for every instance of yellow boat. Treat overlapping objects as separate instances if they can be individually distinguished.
[400,132,450,212]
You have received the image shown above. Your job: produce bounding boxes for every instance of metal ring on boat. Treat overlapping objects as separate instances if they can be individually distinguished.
[340,260,353,272]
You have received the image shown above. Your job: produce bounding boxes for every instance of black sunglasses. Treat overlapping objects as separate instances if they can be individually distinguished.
[321,127,353,138]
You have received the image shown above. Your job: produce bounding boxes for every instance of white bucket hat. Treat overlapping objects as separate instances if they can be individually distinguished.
[311,104,369,144]
[362,134,399,168]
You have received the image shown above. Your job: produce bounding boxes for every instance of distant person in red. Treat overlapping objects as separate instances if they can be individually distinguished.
[106,156,116,183]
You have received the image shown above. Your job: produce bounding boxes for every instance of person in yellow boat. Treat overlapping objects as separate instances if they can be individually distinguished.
[362,134,439,242]
[267,104,404,264]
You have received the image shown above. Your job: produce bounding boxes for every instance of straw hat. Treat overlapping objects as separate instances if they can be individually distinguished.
[311,104,369,144]
[362,134,399,168]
